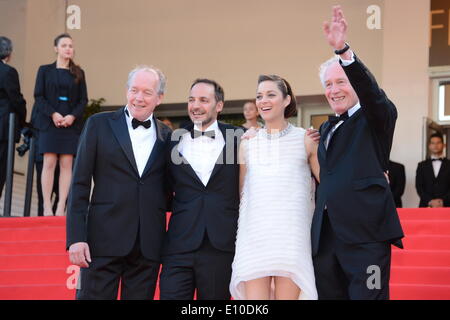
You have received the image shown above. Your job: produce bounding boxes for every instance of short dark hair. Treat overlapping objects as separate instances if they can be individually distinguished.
[430,132,444,143]
[190,78,224,103]
[0,36,13,60]
[257,75,297,118]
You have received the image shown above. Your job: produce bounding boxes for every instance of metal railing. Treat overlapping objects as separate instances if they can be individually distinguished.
[2,113,36,217]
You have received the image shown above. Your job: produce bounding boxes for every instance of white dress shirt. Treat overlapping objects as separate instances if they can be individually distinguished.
[177,120,225,186]
[431,155,444,178]
[124,106,156,177]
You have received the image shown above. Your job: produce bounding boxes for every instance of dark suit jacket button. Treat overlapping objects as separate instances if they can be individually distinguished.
[139,181,144,185]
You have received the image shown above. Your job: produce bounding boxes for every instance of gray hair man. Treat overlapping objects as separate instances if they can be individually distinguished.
[67,65,173,300]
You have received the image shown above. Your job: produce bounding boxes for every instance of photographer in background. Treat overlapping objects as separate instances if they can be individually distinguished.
[0,36,26,198]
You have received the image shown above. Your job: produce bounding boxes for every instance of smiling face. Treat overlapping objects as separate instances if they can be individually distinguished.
[126,70,163,121]
[188,82,223,129]
[54,37,74,60]
[256,81,290,123]
[324,62,359,115]
[243,102,258,121]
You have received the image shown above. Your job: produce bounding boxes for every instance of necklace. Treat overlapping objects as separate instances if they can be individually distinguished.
[261,123,293,140]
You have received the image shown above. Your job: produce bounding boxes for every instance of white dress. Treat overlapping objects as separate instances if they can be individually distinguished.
[230,125,318,300]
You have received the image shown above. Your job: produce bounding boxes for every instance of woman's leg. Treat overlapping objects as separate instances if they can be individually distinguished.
[244,277,272,300]
[274,276,301,300]
[41,153,58,216]
[55,154,73,216]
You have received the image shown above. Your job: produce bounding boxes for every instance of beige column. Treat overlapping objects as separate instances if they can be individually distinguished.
[381,0,430,207]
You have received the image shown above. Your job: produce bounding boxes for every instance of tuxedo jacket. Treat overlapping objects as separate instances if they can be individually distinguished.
[66,108,172,261]
[416,158,450,207]
[311,55,404,256]
[32,62,88,132]
[0,60,26,142]
[163,122,242,255]
[388,160,406,208]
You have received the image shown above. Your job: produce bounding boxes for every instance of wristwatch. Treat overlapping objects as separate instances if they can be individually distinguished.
[334,43,350,55]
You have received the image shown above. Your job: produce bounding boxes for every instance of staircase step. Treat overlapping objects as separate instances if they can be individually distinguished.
[0,227,65,241]
[401,235,450,250]
[390,284,450,300]
[0,254,70,269]
[0,268,72,286]
[392,250,450,267]
[0,217,65,228]
[391,266,450,285]
[0,284,75,300]
[397,208,450,220]
[0,240,66,255]
[400,220,450,235]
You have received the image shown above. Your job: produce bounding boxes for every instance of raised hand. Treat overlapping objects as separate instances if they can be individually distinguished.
[323,5,348,51]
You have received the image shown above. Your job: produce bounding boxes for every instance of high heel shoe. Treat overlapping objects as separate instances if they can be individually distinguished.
[43,208,54,216]
[55,203,66,216]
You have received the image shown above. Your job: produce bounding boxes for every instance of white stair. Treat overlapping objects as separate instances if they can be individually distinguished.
[0,172,39,217]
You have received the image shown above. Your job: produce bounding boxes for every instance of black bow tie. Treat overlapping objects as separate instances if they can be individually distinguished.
[191,129,215,139]
[328,112,349,126]
[432,158,445,161]
[132,118,152,129]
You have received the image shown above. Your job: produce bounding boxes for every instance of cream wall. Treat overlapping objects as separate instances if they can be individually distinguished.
[382,0,430,208]
[67,0,383,105]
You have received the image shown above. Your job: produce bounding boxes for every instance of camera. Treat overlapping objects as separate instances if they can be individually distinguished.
[16,127,34,157]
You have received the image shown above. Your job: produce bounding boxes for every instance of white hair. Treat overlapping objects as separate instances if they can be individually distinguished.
[127,65,167,95]
[318,55,340,88]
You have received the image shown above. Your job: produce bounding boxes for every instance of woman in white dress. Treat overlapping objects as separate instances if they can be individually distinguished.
[230,75,320,300]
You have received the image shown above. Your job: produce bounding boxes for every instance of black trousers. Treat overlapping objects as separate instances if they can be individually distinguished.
[159,233,234,300]
[76,232,160,300]
[0,141,7,199]
[313,211,392,300]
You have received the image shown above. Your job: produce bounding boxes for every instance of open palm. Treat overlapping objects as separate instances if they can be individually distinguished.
[323,5,348,50]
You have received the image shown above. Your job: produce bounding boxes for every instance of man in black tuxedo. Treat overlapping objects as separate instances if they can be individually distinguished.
[0,36,26,198]
[159,79,243,300]
[67,66,172,300]
[416,133,450,207]
[388,160,406,208]
[311,6,404,300]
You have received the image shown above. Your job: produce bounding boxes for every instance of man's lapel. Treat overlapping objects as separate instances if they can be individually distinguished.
[175,123,205,186]
[207,122,229,186]
[108,107,139,176]
[141,118,164,177]
[426,159,436,180]
[319,121,331,156]
[435,158,448,180]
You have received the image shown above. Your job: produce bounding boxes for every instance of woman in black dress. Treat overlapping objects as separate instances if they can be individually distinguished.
[33,33,87,216]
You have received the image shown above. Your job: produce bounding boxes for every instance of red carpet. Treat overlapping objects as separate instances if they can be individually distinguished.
[390,208,450,299]
[0,208,449,300]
